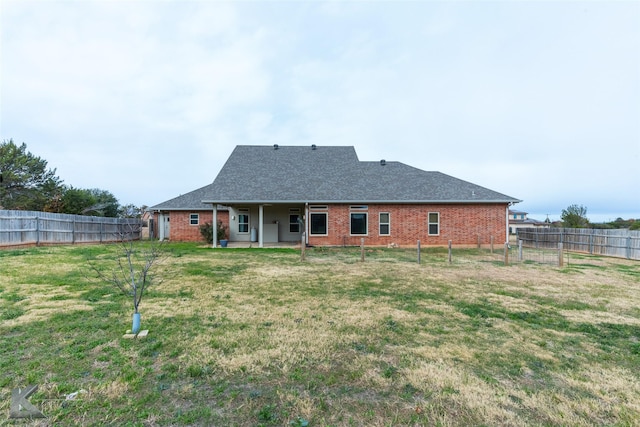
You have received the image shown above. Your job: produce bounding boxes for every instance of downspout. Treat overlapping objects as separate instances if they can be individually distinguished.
[505,203,512,243]
[212,204,218,248]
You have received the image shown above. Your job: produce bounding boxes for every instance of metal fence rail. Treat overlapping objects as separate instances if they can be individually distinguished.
[517,227,640,260]
[0,210,141,247]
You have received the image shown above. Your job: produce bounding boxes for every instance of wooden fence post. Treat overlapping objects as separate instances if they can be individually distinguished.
[448,240,452,264]
[360,238,365,262]
[477,234,481,249]
[518,239,523,262]
[504,242,509,266]
[35,216,40,246]
[300,232,306,261]
[558,242,564,267]
[417,240,421,264]
[490,236,494,253]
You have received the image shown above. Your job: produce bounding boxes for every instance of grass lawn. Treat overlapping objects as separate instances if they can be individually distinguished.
[1,243,639,426]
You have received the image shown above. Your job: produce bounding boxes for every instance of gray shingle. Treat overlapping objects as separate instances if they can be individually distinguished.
[202,145,520,204]
[149,183,216,210]
[150,145,521,209]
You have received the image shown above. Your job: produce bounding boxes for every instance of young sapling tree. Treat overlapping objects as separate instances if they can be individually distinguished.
[89,222,164,333]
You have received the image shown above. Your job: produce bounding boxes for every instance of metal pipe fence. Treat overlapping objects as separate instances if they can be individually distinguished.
[0,210,141,247]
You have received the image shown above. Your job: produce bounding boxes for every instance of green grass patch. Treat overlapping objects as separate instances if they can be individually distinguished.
[616,263,640,278]
[0,243,639,425]
[1,306,25,320]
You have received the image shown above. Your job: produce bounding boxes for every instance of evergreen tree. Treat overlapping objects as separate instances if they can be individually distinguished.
[60,187,120,217]
[0,139,63,210]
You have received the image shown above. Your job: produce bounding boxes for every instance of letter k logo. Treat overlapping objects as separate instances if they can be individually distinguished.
[10,385,45,419]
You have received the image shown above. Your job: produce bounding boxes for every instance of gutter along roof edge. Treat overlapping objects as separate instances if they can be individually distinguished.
[201,199,522,205]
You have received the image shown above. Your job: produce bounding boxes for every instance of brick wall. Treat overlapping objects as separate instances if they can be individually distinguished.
[153,210,229,242]
[153,204,507,247]
[308,203,508,247]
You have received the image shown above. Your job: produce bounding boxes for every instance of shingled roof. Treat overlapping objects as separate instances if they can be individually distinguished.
[149,184,218,211]
[195,145,520,204]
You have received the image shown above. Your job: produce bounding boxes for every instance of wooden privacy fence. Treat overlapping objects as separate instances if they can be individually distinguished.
[0,210,142,247]
[517,227,640,260]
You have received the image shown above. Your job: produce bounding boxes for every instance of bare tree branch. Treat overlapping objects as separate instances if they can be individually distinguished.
[87,222,165,316]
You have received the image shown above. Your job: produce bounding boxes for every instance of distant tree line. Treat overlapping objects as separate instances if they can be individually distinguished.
[1,139,145,218]
[594,217,640,231]
[560,204,639,230]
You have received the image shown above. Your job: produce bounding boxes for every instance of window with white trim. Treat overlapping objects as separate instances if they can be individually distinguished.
[189,213,199,225]
[289,209,301,233]
[379,212,390,235]
[350,212,367,235]
[428,212,440,236]
[310,213,327,235]
[238,209,249,233]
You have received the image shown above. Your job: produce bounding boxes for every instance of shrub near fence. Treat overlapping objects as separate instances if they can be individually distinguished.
[517,227,640,260]
[0,210,142,247]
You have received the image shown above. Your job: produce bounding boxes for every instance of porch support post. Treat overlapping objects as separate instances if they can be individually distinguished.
[305,203,309,245]
[212,204,218,248]
[258,205,264,248]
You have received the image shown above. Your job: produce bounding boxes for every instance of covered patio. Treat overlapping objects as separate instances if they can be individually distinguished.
[211,203,306,248]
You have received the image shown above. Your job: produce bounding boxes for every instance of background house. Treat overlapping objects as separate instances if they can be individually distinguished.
[151,145,521,247]
[508,209,550,235]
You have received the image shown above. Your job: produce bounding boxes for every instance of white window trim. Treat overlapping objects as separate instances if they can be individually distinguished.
[379,212,390,236]
[189,213,199,226]
[309,212,328,236]
[428,212,440,236]
[350,205,368,210]
[238,212,250,234]
[289,213,300,233]
[350,212,368,236]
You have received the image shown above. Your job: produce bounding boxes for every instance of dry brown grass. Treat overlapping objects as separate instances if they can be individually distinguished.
[1,244,639,425]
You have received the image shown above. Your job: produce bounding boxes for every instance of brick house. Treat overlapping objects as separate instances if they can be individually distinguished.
[150,145,520,247]
[508,209,550,235]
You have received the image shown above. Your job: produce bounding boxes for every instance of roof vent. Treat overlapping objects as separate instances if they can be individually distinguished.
[273,144,279,150]
[311,144,317,150]
[380,159,386,166]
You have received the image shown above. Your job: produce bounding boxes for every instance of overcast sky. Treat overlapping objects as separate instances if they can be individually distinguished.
[1,1,638,222]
